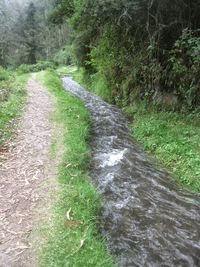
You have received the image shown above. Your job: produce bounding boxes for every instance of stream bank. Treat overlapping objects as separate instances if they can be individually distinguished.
[63,77,200,267]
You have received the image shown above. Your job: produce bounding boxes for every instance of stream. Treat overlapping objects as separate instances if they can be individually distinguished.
[62,77,200,267]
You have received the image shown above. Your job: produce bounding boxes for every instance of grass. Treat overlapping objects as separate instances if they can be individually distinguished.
[72,67,112,103]
[0,66,10,81]
[0,73,29,146]
[67,66,200,192]
[124,103,200,192]
[38,70,116,267]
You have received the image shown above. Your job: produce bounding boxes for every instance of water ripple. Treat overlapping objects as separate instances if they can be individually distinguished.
[62,77,200,267]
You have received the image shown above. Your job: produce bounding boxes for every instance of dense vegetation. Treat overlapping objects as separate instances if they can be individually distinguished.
[50,0,200,190]
[52,0,200,110]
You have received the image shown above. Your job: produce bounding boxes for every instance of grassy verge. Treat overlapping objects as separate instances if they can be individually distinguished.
[0,73,29,146]
[57,66,112,103]
[124,104,200,192]
[65,66,200,192]
[38,70,116,267]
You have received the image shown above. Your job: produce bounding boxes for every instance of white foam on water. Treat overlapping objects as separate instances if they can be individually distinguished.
[100,149,127,168]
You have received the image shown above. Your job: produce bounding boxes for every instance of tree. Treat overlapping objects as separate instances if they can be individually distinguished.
[0,0,10,66]
[24,2,37,64]
[51,0,200,109]
[0,0,69,67]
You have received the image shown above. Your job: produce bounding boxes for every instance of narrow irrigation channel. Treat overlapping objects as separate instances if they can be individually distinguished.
[62,77,200,267]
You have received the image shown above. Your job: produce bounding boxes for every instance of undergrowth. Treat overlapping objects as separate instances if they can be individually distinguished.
[38,70,116,267]
[16,61,56,74]
[0,73,29,146]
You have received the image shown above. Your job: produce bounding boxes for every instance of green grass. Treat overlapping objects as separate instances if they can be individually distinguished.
[124,104,200,192]
[72,68,112,103]
[68,66,200,192]
[0,66,10,81]
[0,73,29,146]
[38,70,116,267]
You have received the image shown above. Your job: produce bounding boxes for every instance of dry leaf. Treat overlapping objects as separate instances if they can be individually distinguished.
[69,173,78,177]
[65,163,72,168]
[18,219,23,224]
[80,239,85,248]
[66,208,72,220]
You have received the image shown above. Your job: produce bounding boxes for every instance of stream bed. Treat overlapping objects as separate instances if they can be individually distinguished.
[62,77,200,267]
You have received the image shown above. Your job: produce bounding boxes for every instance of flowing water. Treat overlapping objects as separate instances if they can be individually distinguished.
[62,77,200,267]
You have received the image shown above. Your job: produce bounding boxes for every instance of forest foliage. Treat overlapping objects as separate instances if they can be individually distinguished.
[0,0,69,67]
[52,0,200,110]
[1,0,200,110]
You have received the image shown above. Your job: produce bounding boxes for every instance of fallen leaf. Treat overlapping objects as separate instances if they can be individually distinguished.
[80,239,85,248]
[18,219,23,224]
[65,163,72,168]
[66,208,71,220]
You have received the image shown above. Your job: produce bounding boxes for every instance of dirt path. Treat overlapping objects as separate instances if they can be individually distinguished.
[0,74,57,267]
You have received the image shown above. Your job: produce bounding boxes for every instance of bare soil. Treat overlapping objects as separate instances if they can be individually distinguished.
[0,75,58,267]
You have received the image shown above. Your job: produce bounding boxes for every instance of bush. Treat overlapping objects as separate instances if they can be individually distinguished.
[51,0,200,111]
[166,29,200,109]
[0,67,10,81]
[90,72,112,103]
[53,45,73,65]
[16,61,56,74]
[89,24,125,104]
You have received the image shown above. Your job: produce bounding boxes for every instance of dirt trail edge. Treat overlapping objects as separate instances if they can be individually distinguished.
[0,74,57,267]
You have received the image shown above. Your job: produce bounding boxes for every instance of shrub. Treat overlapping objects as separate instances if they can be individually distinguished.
[0,67,10,81]
[53,45,74,65]
[51,0,200,111]
[89,24,125,104]
[16,61,56,74]
[166,29,200,109]
[90,72,112,103]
